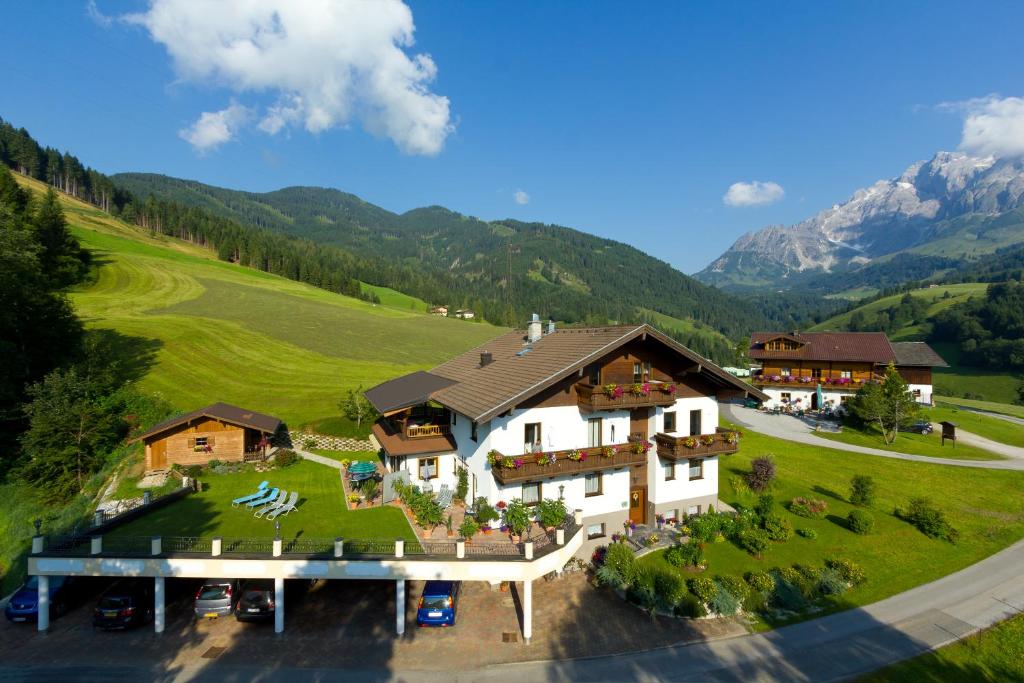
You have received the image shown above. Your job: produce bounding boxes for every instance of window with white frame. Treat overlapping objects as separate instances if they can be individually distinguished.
[780,392,792,402]
[587,418,602,448]
[584,472,602,496]
[522,482,541,505]
[587,523,605,539]
[687,504,701,516]
[525,422,542,452]
[781,367,791,376]
[419,457,438,480]
[840,369,852,379]
[663,410,676,433]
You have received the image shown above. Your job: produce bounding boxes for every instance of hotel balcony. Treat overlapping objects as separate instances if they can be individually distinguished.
[576,382,678,412]
[654,429,740,461]
[488,443,649,485]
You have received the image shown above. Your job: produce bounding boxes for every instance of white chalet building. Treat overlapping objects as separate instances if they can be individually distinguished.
[366,320,766,557]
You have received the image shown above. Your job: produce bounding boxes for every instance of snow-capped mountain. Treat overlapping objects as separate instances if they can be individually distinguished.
[696,152,1024,289]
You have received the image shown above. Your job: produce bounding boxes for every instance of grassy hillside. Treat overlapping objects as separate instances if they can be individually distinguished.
[809,283,987,336]
[15,175,503,429]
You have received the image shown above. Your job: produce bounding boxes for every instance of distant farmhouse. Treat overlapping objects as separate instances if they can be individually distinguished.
[747,331,947,408]
[429,305,449,316]
[454,309,475,319]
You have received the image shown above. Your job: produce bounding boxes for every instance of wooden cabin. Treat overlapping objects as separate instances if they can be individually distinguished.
[136,403,282,472]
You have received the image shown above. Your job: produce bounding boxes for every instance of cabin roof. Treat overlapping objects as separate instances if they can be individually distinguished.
[364,371,457,414]
[891,342,949,367]
[366,324,767,423]
[749,331,897,363]
[135,402,282,441]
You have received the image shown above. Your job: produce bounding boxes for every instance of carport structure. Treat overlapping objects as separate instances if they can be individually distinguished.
[27,512,584,644]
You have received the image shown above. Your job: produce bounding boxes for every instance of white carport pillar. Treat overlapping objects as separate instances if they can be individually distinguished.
[522,579,533,644]
[36,575,49,632]
[274,577,285,634]
[395,579,406,636]
[154,576,165,633]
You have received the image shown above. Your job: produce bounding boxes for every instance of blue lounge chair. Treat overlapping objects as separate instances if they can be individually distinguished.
[231,481,270,507]
[245,487,279,509]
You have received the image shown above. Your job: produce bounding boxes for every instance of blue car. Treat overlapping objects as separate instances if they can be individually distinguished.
[4,576,72,623]
[416,580,460,627]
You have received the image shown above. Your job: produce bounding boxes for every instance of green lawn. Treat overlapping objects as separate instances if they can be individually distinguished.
[937,396,1024,419]
[930,343,1021,405]
[639,428,1024,629]
[860,614,1024,682]
[929,404,1024,447]
[107,460,415,542]
[817,422,1005,461]
[111,472,180,500]
[810,283,988,334]
[308,449,379,463]
[12,175,504,430]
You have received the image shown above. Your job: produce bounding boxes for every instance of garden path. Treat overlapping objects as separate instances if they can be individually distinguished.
[722,403,1024,471]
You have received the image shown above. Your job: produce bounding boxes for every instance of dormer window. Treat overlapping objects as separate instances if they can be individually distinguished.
[633,361,652,383]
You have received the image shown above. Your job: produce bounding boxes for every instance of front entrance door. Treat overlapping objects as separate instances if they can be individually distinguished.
[150,441,167,470]
[629,487,646,525]
[811,392,820,409]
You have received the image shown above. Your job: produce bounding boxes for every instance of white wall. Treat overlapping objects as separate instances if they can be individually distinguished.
[405,453,459,492]
[648,454,718,505]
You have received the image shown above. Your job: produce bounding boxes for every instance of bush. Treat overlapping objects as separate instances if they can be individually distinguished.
[777,567,802,586]
[675,594,707,618]
[601,542,636,587]
[755,492,775,519]
[207,459,223,469]
[708,582,741,615]
[847,509,875,534]
[535,498,568,528]
[817,568,848,596]
[763,514,793,541]
[664,540,704,568]
[652,568,687,611]
[746,455,776,492]
[687,576,717,604]
[897,497,959,543]
[850,474,876,507]
[455,467,469,502]
[183,465,203,479]
[797,528,818,539]
[716,575,749,602]
[789,496,827,519]
[474,497,500,525]
[626,565,658,613]
[825,558,866,586]
[688,513,721,543]
[458,517,478,539]
[742,590,768,614]
[771,578,809,611]
[274,449,300,467]
[745,570,774,593]
[302,438,317,450]
[794,563,822,589]
[738,528,771,556]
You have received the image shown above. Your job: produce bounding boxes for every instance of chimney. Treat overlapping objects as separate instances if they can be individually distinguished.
[480,351,493,367]
[527,314,543,343]
[546,319,556,335]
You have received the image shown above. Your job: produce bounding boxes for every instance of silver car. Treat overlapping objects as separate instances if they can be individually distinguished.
[194,580,237,619]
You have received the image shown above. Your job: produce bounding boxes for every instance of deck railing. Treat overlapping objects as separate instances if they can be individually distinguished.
[576,382,678,411]
[404,423,451,439]
[654,429,741,460]
[488,443,649,485]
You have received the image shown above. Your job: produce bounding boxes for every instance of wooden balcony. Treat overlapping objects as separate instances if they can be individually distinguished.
[750,374,883,390]
[405,423,450,438]
[372,419,456,457]
[488,443,648,485]
[576,382,678,412]
[654,429,740,461]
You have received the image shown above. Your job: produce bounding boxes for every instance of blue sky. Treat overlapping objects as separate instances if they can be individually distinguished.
[2,1,1022,273]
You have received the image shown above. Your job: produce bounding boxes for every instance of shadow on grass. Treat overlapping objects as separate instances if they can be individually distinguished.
[812,485,845,501]
[826,513,851,531]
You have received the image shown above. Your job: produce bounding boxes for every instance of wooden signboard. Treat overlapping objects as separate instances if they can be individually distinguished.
[940,421,957,447]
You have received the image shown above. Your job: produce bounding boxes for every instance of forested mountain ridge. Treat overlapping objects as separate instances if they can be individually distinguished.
[112,172,770,354]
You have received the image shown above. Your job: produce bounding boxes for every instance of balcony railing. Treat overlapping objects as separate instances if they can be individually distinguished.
[487,442,649,485]
[405,423,451,439]
[576,382,678,412]
[654,429,741,461]
[751,373,883,389]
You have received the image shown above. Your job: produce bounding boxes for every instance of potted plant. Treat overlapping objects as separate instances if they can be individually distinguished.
[603,383,619,398]
[601,445,617,458]
[504,499,531,543]
[536,498,568,532]
[630,383,645,396]
[458,517,478,541]
[362,478,378,506]
[700,434,716,446]
[347,492,361,509]
[420,501,444,539]
[566,449,585,462]
[445,514,454,537]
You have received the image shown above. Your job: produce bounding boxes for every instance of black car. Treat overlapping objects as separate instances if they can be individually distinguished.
[900,420,934,434]
[93,580,153,630]
[235,579,275,622]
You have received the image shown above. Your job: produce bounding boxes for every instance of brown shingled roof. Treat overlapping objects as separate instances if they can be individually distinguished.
[364,324,766,423]
[749,332,896,363]
[135,402,281,441]
[891,342,949,367]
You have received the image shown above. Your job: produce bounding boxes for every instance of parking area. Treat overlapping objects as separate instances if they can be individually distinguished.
[0,573,742,673]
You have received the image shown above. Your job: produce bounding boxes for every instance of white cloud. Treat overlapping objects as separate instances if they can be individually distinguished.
[125,0,453,155]
[723,181,785,207]
[86,0,112,27]
[178,103,251,153]
[514,189,530,205]
[944,95,1024,159]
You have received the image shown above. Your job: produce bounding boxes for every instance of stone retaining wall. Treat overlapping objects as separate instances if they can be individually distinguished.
[285,431,374,452]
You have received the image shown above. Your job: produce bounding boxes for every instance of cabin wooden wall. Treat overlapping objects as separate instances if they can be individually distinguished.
[897,367,932,385]
[759,361,875,382]
[144,420,247,470]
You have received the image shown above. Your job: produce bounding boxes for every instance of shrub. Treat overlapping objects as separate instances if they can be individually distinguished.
[794,563,822,588]
[771,578,809,611]
[817,568,848,596]
[745,570,774,594]
[777,567,802,586]
[601,542,636,587]
[789,497,827,519]
[826,558,867,586]
[362,478,378,502]
[746,455,776,493]
[688,513,721,543]
[652,568,687,611]
[729,475,753,500]
[716,575,749,602]
[897,497,960,543]
[302,438,317,450]
[274,449,300,467]
[183,465,203,479]
[755,492,775,519]
[742,590,768,614]
[535,498,568,528]
[708,582,741,615]
[763,515,793,541]
[850,474,876,507]
[664,540,704,568]
[458,517,479,538]
[847,509,875,534]
[455,467,469,502]
[687,576,717,604]
[503,498,532,536]
[207,459,223,469]
[738,528,771,556]
[797,528,818,539]
[675,594,707,618]
[474,497,499,525]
